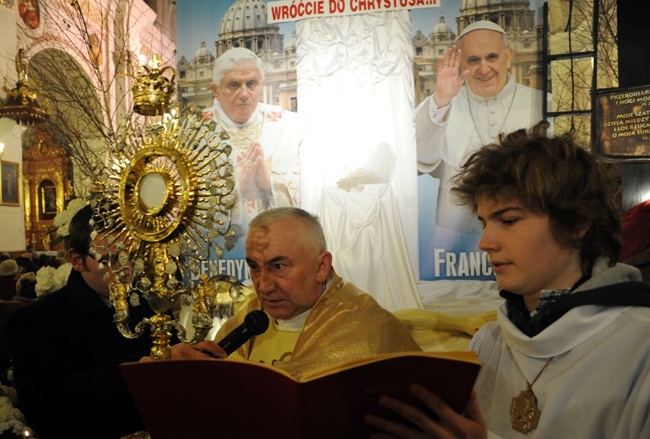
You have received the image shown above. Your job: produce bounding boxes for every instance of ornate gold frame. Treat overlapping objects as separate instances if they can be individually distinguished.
[90,107,237,359]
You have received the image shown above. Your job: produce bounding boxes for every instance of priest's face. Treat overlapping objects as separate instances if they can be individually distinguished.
[246,218,332,320]
[477,194,583,312]
[459,29,513,98]
[213,61,263,124]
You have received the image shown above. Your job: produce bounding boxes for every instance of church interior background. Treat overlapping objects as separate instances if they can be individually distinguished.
[3,3,650,438]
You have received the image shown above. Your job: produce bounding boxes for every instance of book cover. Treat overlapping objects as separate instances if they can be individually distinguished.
[120,350,480,438]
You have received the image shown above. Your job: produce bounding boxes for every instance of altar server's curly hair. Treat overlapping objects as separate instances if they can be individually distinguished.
[451,121,621,275]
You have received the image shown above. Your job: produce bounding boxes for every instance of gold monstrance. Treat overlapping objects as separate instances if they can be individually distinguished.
[89,60,237,359]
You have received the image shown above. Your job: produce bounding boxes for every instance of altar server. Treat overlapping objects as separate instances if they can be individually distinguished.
[366,122,650,438]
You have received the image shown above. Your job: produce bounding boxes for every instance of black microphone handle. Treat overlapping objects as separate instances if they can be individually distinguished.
[217,327,254,355]
[212,310,269,357]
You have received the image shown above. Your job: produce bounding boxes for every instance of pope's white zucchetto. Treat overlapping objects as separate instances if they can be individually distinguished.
[456,20,507,42]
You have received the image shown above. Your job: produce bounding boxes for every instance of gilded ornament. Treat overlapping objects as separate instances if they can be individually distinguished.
[90,105,237,358]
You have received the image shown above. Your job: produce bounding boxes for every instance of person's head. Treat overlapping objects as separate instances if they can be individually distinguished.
[456,20,513,99]
[15,255,36,274]
[67,204,118,297]
[0,259,19,279]
[210,47,265,124]
[451,122,620,302]
[20,252,33,261]
[14,272,37,303]
[41,255,61,268]
[245,207,332,320]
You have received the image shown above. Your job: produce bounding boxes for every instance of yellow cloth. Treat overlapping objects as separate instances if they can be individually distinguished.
[394,309,497,336]
[215,272,421,380]
[247,322,300,365]
[394,309,497,352]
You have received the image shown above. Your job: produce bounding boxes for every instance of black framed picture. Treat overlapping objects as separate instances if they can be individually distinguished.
[42,185,57,214]
[595,85,650,160]
[1,161,20,206]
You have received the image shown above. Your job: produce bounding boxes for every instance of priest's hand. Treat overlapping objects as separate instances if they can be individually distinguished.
[138,340,227,362]
[433,46,469,108]
[364,385,487,439]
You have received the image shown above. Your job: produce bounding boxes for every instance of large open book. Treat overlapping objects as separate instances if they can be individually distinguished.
[120,350,480,439]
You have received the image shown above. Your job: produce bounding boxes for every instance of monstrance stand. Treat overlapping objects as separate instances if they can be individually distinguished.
[89,61,238,358]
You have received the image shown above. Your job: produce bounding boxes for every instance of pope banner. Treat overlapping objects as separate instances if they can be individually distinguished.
[176,0,547,291]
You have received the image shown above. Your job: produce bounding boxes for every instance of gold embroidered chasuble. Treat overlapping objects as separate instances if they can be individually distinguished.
[214,272,421,380]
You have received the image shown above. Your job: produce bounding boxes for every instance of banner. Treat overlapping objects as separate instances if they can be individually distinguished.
[176,0,547,285]
[267,0,438,23]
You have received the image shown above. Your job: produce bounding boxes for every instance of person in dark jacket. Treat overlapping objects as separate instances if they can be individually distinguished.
[6,204,221,438]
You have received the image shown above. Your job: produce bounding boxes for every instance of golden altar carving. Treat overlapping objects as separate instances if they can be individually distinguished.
[22,128,71,251]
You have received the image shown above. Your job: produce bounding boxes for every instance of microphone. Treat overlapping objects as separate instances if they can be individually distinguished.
[217,310,269,356]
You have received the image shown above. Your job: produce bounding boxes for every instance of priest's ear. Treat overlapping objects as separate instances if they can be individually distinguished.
[315,251,333,284]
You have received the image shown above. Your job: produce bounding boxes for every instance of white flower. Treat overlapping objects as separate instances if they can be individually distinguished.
[0,385,25,435]
[35,266,56,297]
[35,263,73,297]
[52,263,72,291]
[53,198,87,239]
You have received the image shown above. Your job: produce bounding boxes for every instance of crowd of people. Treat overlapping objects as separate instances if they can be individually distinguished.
[0,251,61,302]
[0,251,64,381]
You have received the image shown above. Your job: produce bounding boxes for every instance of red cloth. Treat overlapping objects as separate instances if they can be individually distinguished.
[620,200,650,261]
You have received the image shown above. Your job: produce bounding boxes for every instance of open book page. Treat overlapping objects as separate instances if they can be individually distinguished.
[121,359,302,439]
[299,351,481,437]
[302,350,480,381]
[121,351,480,438]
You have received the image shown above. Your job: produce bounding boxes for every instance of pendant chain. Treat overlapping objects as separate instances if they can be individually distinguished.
[467,83,517,146]
[526,356,554,390]
[510,356,554,434]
